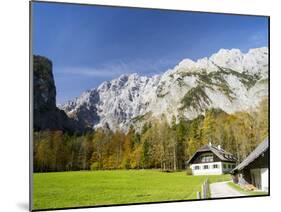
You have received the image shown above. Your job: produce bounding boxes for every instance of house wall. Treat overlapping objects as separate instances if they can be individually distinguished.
[190,162,235,175]
[250,169,262,189]
[261,168,268,192]
[237,150,269,191]
[190,160,236,176]
[248,168,268,191]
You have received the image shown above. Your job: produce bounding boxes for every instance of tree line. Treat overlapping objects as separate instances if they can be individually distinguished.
[33,98,268,172]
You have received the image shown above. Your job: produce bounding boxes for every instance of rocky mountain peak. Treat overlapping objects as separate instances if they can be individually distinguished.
[60,47,268,132]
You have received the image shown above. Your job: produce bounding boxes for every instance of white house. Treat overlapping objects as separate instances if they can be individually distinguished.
[232,138,269,192]
[186,143,237,175]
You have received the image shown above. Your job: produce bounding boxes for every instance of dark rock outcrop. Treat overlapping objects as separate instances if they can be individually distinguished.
[33,55,88,133]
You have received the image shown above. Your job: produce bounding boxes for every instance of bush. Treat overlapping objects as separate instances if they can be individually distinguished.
[186,167,193,175]
[90,162,100,170]
[121,158,131,169]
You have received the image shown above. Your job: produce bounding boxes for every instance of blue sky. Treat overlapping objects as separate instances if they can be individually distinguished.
[32,2,268,104]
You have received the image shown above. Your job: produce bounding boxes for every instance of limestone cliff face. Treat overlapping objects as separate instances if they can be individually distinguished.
[33,55,56,111]
[33,55,87,133]
[60,47,268,132]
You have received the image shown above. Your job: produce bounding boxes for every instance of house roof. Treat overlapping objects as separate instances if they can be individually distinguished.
[232,138,268,172]
[186,143,237,165]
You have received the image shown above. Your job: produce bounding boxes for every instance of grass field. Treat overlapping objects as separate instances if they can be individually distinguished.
[33,170,231,210]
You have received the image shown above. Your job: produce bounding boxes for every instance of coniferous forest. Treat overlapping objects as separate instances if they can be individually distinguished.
[33,98,268,172]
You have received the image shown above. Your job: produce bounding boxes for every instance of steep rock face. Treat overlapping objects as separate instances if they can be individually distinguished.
[33,55,87,133]
[61,89,100,127]
[60,47,269,132]
[33,56,56,111]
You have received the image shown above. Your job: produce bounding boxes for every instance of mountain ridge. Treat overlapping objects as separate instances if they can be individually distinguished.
[60,47,268,132]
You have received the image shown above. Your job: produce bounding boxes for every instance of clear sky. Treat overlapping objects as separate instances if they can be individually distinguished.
[32,2,268,104]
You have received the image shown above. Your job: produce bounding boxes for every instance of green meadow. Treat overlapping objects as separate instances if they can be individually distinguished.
[33,170,231,210]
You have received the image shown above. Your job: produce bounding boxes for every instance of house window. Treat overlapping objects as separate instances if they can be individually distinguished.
[194,166,200,170]
[232,164,235,169]
[228,164,232,169]
[201,154,214,162]
[223,164,227,169]
[203,165,209,169]
[213,164,219,169]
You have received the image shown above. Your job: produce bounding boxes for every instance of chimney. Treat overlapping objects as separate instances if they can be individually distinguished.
[218,145,221,150]
[209,142,212,146]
